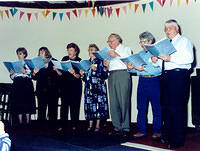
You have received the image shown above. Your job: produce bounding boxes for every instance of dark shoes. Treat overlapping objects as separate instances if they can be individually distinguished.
[108,130,122,136]
[152,133,161,141]
[167,143,184,149]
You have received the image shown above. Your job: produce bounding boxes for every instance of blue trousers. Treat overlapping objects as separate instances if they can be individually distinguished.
[137,76,162,134]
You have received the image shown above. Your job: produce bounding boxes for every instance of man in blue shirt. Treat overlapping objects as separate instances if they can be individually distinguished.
[127,31,162,140]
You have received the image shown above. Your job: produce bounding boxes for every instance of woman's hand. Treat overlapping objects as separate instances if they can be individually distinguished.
[91,64,97,71]
[9,70,14,75]
[53,66,62,76]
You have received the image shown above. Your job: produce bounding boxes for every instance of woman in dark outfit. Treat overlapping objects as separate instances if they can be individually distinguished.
[80,44,109,132]
[55,43,82,132]
[32,47,59,127]
[10,47,36,127]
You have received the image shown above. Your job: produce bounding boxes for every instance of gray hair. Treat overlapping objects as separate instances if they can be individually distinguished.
[110,33,123,43]
[139,31,155,44]
[165,19,179,27]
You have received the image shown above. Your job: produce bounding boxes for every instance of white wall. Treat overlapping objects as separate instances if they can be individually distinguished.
[0,0,199,127]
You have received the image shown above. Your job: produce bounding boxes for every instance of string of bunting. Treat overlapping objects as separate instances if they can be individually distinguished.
[0,0,197,22]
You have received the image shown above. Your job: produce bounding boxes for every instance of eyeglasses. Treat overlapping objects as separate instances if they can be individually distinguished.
[107,39,116,44]
[139,40,148,44]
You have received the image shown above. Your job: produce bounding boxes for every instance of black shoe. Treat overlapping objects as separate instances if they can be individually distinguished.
[108,130,122,136]
[122,131,130,137]
[167,143,184,149]
[160,136,168,144]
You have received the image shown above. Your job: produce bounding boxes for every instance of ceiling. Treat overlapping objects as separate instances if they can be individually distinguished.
[0,1,139,9]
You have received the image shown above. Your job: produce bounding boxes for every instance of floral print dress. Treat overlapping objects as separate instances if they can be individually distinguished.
[82,58,109,120]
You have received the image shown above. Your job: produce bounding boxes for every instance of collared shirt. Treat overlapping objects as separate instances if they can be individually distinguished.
[136,50,161,76]
[154,34,194,70]
[109,44,132,71]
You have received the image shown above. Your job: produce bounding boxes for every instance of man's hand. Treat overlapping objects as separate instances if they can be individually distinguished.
[151,56,158,63]
[107,50,120,57]
[158,54,171,62]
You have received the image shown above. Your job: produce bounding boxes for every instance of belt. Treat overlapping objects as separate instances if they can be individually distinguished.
[141,75,153,78]
[109,69,127,74]
[164,68,189,73]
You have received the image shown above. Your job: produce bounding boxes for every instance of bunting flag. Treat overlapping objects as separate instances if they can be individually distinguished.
[78,9,82,17]
[92,8,96,17]
[162,0,166,7]
[107,7,111,18]
[128,2,132,10]
[72,9,77,17]
[0,10,3,20]
[27,13,31,22]
[115,8,120,17]
[122,6,127,14]
[10,8,18,17]
[142,4,146,13]
[34,13,38,21]
[99,7,104,16]
[186,0,189,5]
[41,10,46,18]
[85,9,89,17]
[19,11,24,20]
[104,8,107,16]
[52,12,57,20]
[59,13,63,21]
[149,1,154,11]
[170,0,173,6]
[5,10,9,18]
[157,0,162,6]
[66,12,70,20]
[92,1,95,8]
[46,10,50,17]
[134,4,139,13]
[177,0,181,6]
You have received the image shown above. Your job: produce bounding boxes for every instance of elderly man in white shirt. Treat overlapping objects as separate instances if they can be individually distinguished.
[151,19,194,149]
[104,33,132,137]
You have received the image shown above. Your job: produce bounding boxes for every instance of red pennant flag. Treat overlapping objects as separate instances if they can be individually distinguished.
[92,8,96,17]
[115,8,120,17]
[72,9,77,17]
[134,4,139,13]
[162,0,166,7]
[46,10,50,17]
[107,8,111,18]
[66,12,70,20]
[5,10,9,18]
[27,13,32,22]
[186,0,189,5]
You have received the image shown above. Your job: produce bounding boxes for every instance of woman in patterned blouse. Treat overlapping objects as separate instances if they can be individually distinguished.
[80,44,109,132]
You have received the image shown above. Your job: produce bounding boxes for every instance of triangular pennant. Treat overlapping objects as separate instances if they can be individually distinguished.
[66,12,70,20]
[122,6,127,14]
[78,9,82,17]
[170,0,173,6]
[19,11,24,20]
[162,0,166,7]
[72,9,78,17]
[177,0,181,6]
[157,0,162,6]
[104,8,107,16]
[88,0,90,7]
[85,9,89,17]
[52,12,57,20]
[128,2,132,10]
[41,11,46,18]
[5,10,9,18]
[110,7,113,15]
[46,10,51,17]
[195,0,196,2]
[0,10,3,20]
[59,13,63,21]
[27,13,32,22]
[34,13,38,21]
[142,4,146,13]
[99,7,104,16]
[91,8,96,17]
[186,0,189,5]
[134,4,139,13]
[92,1,95,8]
[10,8,18,16]
[149,1,154,11]
[107,8,111,18]
[115,8,120,17]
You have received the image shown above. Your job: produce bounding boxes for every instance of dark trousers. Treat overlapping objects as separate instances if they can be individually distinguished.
[161,69,190,146]
[60,83,82,128]
[37,91,59,122]
[137,76,161,134]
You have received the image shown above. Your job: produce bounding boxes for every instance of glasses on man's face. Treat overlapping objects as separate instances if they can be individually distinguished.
[139,40,148,44]
[107,39,116,44]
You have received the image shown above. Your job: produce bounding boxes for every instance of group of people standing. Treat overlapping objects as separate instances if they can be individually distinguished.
[8,19,193,149]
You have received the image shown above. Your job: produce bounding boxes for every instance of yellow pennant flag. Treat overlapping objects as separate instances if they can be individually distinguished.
[128,2,132,10]
[0,10,3,20]
[177,0,181,6]
[85,9,89,17]
[41,10,46,18]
